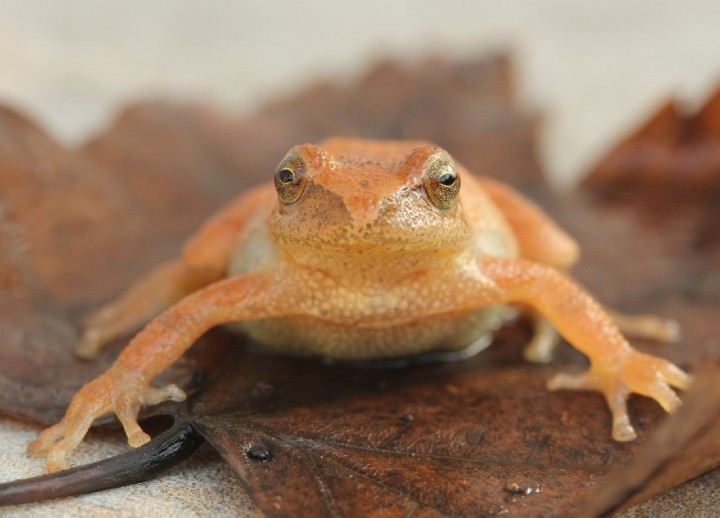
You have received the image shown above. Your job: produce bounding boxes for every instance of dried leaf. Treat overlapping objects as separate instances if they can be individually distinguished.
[585,88,720,197]
[171,325,645,516]
[0,53,717,515]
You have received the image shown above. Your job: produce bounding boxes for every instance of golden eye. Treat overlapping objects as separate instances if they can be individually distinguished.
[422,154,461,210]
[274,153,308,204]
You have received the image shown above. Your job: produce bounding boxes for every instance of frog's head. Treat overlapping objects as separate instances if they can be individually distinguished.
[269,138,470,252]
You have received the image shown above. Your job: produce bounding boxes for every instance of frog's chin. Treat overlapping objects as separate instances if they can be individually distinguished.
[271,221,469,254]
[273,234,468,255]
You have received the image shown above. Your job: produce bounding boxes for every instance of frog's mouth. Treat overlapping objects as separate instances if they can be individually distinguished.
[270,185,470,253]
[271,221,470,255]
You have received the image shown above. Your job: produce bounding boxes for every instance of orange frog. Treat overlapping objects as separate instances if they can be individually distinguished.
[29,139,689,472]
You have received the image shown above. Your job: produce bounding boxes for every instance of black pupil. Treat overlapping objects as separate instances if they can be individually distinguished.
[438,172,456,186]
[277,168,294,183]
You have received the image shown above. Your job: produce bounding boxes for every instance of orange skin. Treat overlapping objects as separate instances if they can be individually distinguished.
[29,138,690,472]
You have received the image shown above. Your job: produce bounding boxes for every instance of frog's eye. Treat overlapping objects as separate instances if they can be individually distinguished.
[274,153,308,204]
[422,154,461,210]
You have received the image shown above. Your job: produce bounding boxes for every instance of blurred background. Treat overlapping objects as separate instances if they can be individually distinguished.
[0,0,719,186]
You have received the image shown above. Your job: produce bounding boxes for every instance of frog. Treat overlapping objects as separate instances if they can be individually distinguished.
[29,138,690,472]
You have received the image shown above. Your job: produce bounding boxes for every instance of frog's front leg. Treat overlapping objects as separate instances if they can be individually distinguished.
[465,257,690,441]
[30,270,285,472]
[76,184,274,359]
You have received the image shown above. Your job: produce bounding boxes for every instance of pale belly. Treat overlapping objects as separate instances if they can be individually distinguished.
[227,210,514,360]
[234,305,505,360]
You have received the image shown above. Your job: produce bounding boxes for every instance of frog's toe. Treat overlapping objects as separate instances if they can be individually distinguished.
[142,383,186,405]
[27,423,64,457]
[661,362,691,390]
[74,330,104,359]
[548,369,637,441]
[547,370,599,391]
[657,318,681,343]
[605,378,681,440]
[642,381,682,413]
[116,395,149,448]
[622,351,690,409]
[605,389,636,441]
[46,448,69,473]
[118,415,151,448]
[40,412,96,472]
[610,312,681,343]
[115,383,185,448]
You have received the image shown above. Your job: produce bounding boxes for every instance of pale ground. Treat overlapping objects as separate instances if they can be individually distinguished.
[0,1,719,515]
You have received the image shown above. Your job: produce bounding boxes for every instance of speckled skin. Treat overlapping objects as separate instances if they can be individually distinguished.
[30,139,690,472]
[228,140,516,358]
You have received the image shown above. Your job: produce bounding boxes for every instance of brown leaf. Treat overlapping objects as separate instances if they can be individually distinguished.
[173,325,645,517]
[0,53,717,516]
[585,88,720,197]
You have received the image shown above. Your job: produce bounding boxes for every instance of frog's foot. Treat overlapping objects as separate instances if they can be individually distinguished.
[610,311,680,344]
[74,306,125,359]
[547,350,690,441]
[523,313,560,364]
[28,368,186,472]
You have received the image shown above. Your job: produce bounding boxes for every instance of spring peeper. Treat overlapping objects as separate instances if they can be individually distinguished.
[29,138,689,472]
